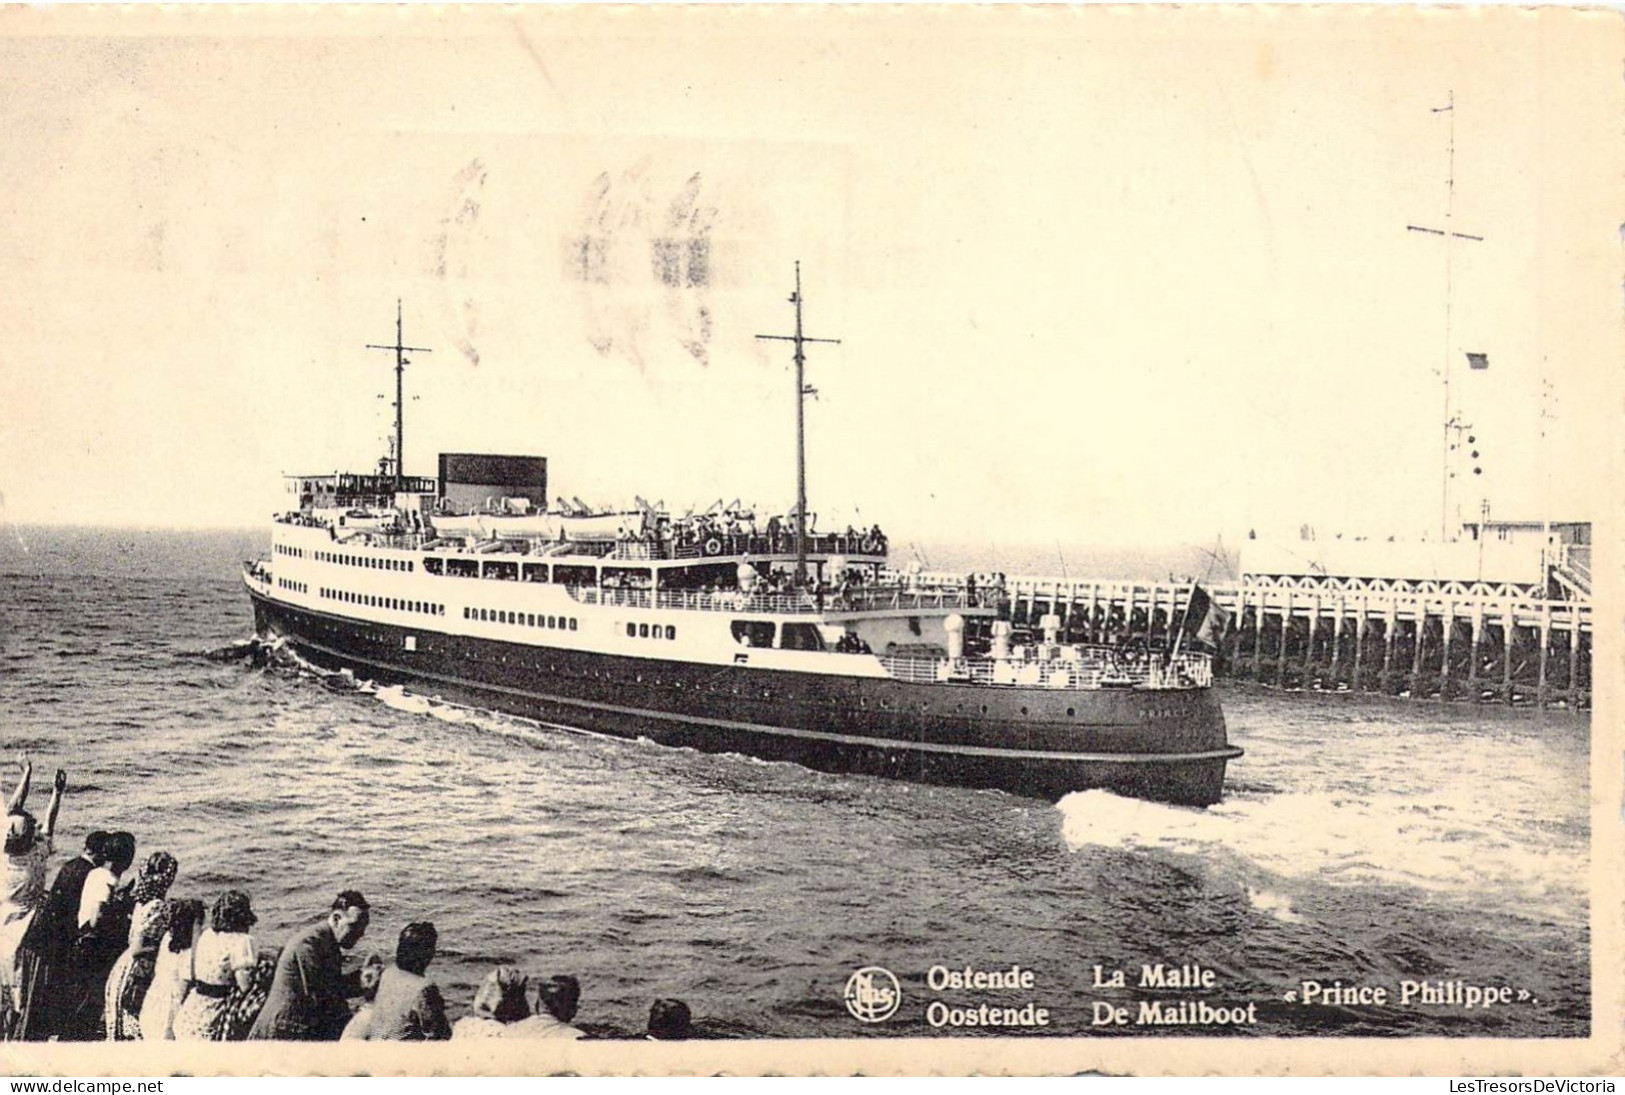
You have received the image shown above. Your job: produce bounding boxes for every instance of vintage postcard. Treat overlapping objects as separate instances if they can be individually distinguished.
[0,3,1617,1078]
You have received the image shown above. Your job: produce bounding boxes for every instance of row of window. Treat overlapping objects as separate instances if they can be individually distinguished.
[421,558,610,586]
[463,607,579,632]
[275,544,307,559]
[277,577,308,593]
[317,550,415,573]
[321,588,445,616]
[626,622,678,641]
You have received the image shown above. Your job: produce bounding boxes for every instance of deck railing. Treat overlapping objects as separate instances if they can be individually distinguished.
[877,649,1212,690]
[569,586,818,614]
[565,584,984,615]
[275,514,889,564]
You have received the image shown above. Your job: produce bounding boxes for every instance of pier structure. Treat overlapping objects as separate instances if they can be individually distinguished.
[983,573,1589,710]
[918,529,1592,710]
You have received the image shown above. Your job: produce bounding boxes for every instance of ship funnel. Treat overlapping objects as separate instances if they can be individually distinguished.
[944,613,965,659]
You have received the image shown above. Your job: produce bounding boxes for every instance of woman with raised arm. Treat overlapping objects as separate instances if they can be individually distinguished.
[0,761,65,1037]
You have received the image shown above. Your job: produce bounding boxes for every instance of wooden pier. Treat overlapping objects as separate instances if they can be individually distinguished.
[989,575,1591,710]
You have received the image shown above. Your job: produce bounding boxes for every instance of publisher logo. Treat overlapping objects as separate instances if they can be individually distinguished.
[844,966,902,1023]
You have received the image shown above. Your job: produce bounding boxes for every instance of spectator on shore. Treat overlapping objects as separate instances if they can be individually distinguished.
[646,998,692,1041]
[248,890,371,1041]
[77,832,137,936]
[103,851,179,1040]
[140,898,205,1041]
[103,898,171,1041]
[505,975,584,1040]
[172,890,257,1041]
[451,967,529,1039]
[360,922,450,1041]
[64,831,138,1039]
[221,946,282,1040]
[13,829,109,1040]
[339,956,385,1040]
[0,761,65,1035]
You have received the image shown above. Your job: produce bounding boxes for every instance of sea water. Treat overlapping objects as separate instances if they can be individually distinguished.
[0,527,1589,1037]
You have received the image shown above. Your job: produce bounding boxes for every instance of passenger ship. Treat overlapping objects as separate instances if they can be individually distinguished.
[244,281,1241,805]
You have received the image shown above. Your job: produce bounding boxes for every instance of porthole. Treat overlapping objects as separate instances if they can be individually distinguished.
[1066,707,1076,718]
[980,705,989,715]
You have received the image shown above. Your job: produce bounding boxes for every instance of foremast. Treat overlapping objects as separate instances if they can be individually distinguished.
[756,263,841,588]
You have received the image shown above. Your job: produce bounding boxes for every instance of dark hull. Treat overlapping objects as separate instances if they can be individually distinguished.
[250,593,1240,805]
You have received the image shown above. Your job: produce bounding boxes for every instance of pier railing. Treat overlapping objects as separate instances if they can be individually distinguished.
[934,572,1588,709]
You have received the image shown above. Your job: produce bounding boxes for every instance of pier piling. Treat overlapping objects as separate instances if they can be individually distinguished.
[987,573,1588,711]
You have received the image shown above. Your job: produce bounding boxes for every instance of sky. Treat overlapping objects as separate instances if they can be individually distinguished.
[0,7,1616,549]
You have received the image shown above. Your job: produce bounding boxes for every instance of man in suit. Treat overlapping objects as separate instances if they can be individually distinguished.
[12,829,108,1040]
[247,891,371,1041]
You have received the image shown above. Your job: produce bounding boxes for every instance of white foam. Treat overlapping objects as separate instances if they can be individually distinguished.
[1246,887,1302,923]
[374,685,432,715]
[1057,787,1585,924]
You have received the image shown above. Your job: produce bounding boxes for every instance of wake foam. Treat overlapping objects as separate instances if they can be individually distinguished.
[1057,786,1584,926]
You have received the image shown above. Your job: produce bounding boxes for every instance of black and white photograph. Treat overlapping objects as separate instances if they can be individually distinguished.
[0,5,1616,1077]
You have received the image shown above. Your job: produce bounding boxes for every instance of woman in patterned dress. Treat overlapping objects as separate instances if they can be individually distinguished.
[103,852,178,1040]
[138,898,204,1041]
[171,890,256,1041]
[218,948,280,1041]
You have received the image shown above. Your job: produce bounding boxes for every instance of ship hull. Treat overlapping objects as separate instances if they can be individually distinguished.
[250,592,1239,805]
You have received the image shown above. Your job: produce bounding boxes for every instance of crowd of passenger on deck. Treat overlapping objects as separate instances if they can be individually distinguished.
[0,759,702,1044]
[284,501,889,565]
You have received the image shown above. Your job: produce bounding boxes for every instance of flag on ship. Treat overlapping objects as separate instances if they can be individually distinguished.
[1182,584,1231,650]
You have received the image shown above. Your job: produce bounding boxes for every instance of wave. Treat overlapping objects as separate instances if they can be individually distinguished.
[1056,786,1586,926]
[373,685,433,715]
